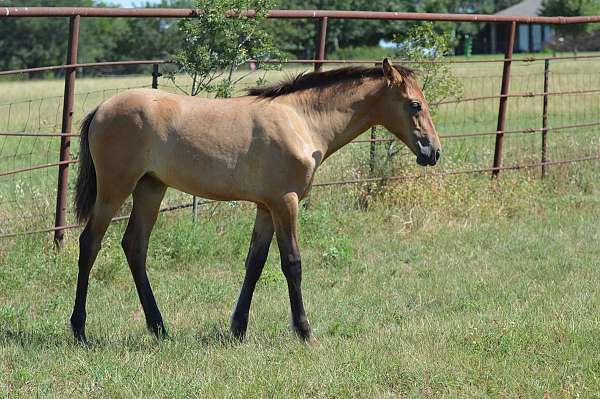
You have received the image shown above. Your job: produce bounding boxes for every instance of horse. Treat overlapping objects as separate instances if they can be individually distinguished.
[70,58,441,344]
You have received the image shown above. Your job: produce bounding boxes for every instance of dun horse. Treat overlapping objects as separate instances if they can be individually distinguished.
[71,59,441,343]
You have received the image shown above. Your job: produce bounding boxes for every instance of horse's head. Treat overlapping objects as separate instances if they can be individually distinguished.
[378,58,441,166]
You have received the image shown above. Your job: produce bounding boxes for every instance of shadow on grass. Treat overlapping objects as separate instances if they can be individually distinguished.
[195,321,241,348]
[0,315,308,349]
[0,328,69,349]
[0,323,245,351]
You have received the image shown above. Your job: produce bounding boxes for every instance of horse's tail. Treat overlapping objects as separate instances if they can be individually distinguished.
[74,106,99,223]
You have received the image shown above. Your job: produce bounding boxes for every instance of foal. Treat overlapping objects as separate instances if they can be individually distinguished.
[70,59,441,343]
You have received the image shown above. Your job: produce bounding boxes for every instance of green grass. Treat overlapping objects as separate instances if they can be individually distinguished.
[2,168,600,397]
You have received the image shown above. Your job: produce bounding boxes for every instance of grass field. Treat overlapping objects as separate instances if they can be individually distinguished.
[1,53,600,397]
[2,170,600,397]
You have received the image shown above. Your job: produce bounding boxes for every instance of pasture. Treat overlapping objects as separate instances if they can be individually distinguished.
[2,54,600,234]
[1,56,600,397]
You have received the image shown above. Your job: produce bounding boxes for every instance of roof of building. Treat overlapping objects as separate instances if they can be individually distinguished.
[495,0,543,16]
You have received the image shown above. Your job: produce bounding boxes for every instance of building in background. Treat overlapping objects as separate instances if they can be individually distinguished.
[471,0,555,54]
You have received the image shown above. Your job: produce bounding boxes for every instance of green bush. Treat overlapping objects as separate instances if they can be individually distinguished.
[170,0,280,97]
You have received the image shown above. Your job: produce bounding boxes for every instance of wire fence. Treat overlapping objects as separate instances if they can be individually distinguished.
[2,55,600,240]
[1,8,600,243]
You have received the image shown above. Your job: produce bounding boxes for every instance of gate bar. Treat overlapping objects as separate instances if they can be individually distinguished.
[314,17,328,72]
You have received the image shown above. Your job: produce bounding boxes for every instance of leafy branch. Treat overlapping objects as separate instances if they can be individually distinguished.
[169,0,282,98]
[393,22,463,114]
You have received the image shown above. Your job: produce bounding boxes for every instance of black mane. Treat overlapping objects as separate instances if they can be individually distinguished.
[248,65,415,98]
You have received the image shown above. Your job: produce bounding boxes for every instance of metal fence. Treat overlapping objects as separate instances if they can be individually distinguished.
[1,7,600,245]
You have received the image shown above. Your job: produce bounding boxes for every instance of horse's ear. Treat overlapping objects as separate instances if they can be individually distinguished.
[382,58,403,87]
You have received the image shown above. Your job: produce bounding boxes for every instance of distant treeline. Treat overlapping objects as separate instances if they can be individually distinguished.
[1,0,597,76]
[0,1,193,76]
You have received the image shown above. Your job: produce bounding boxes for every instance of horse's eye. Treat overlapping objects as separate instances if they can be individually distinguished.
[410,101,422,112]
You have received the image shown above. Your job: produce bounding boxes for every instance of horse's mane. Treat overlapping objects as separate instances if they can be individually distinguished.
[248,65,415,98]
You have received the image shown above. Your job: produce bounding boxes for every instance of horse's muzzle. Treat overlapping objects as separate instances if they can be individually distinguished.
[416,141,441,166]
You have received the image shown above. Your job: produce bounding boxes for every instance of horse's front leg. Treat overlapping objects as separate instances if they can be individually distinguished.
[230,204,274,339]
[271,193,312,341]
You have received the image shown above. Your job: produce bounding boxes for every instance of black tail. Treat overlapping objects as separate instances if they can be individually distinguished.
[74,107,99,223]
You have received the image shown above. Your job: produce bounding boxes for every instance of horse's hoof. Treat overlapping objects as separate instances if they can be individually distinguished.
[71,324,88,346]
[230,329,246,341]
[291,319,312,342]
[70,313,87,343]
[293,328,314,343]
[305,336,318,347]
[72,331,88,347]
[148,322,169,340]
[229,320,248,341]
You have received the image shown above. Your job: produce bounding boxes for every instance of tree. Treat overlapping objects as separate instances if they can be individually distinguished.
[269,0,525,60]
[393,22,463,111]
[0,0,95,74]
[171,0,280,97]
[0,0,191,76]
[408,0,523,48]
[541,0,600,53]
[86,1,192,74]
[272,0,415,58]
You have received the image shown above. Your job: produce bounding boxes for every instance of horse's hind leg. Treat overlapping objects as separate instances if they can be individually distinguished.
[71,197,127,344]
[230,204,274,339]
[121,175,167,338]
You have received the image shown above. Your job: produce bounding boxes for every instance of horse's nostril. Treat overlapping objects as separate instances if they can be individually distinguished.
[435,149,441,161]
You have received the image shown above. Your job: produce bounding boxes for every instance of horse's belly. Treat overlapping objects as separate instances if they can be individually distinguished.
[150,144,270,202]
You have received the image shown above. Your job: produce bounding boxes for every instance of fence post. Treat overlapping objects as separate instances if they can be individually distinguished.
[53,15,80,248]
[491,21,516,178]
[192,196,198,222]
[369,126,377,177]
[314,17,328,72]
[541,58,550,178]
[151,63,161,89]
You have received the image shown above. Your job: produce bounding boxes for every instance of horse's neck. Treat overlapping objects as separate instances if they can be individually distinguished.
[283,80,383,160]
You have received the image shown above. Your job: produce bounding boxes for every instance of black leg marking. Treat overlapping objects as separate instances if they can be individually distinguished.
[70,207,115,344]
[122,175,167,339]
[230,206,274,339]
[281,254,311,340]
